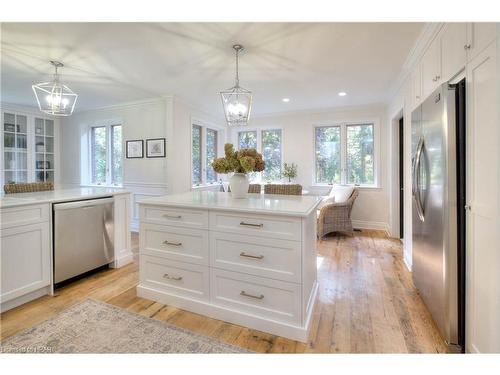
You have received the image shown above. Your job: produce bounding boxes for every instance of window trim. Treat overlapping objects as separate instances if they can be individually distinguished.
[191,119,223,188]
[88,122,123,187]
[312,119,380,188]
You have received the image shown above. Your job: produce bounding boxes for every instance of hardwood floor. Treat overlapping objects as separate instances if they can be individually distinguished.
[0,230,448,353]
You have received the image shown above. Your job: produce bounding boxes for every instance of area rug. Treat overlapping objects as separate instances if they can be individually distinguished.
[0,299,250,353]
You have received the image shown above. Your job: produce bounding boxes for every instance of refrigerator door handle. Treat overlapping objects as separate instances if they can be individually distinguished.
[414,137,425,222]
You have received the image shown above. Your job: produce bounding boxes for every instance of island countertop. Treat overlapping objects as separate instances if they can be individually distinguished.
[138,190,322,217]
[0,187,130,209]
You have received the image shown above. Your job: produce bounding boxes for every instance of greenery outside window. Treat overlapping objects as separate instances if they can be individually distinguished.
[314,122,376,187]
[90,124,122,186]
[192,123,220,187]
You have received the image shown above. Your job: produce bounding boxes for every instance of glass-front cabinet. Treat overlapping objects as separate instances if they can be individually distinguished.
[1,110,57,186]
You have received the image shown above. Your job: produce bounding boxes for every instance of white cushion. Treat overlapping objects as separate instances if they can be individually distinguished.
[317,195,335,210]
[331,185,354,203]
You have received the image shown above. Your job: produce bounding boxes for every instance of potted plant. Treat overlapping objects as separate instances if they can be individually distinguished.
[283,162,298,183]
[212,143,265,198]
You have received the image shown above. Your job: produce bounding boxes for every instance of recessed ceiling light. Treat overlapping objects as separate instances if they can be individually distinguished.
[338,92,347,97]
[282,98,290,103]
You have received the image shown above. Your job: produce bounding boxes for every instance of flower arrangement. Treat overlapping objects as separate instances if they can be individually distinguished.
[282,162,298,182]
[212,143,265,174]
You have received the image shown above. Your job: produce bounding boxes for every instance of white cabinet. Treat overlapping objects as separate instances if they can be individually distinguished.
[441,23,468,81]
[421,35,442,99]
[410,64,422,109]
[466,23,497,61]
[138,202,318,342]
[1,218,51,308]
[465,41,499,353]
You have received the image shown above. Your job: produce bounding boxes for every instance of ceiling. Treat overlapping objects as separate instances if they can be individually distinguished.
[1,23,424,117]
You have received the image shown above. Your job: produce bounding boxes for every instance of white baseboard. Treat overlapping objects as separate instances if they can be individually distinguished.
[403,255,412,272]
[0,286,50,313]
[352,219,390,234]
[112,252,134,268]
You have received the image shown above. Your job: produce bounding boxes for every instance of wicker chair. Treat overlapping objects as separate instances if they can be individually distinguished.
[317,189,358,238]
[227,184,261,193]
[264,184,302,195]
[4,182,54,194]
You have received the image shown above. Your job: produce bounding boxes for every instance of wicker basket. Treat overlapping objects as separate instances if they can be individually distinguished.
[4,182,54,194]
[264,184,302,195]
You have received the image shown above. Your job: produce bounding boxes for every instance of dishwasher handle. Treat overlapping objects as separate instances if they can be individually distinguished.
[53,197,115,211]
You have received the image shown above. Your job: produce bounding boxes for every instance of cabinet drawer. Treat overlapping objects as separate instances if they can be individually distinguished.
[0,204,50,229]
[140,255,209,302]
[141,223,208,265]
[209,211,301,241]
[140,205,208,229]
[211,268,301,325]
[210,232,301,283]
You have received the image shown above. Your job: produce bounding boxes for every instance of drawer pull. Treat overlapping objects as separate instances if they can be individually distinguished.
[163,214,182,219]
[239,221,263,228]
[163,273,183,281]
[240,291,264,300]
[240,252,264,260]
[163,240,182,247]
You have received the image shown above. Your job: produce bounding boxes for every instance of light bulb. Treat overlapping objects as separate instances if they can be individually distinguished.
[227,102,247,117]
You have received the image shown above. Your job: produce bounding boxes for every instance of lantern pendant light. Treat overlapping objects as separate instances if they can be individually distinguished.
[220,44,252,126]
[32,61,78,116]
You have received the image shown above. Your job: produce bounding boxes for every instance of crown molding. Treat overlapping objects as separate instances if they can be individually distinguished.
[386,22,445,103]
[72,96,171,114]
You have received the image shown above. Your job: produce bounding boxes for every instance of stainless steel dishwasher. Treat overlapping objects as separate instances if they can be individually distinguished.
[53,197,114,284]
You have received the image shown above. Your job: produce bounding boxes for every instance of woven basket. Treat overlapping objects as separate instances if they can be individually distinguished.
[264,184,302,195]
[4,182,54,194]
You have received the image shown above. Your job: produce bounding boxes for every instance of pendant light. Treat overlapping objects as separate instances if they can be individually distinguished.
[220,44,252,126]
[32,61,78,116]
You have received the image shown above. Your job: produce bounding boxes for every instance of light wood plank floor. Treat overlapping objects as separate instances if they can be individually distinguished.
[0,230,448,353]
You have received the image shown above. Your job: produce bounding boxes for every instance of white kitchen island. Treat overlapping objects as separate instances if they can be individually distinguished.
[137,191,322,342]
[0,187,133,312]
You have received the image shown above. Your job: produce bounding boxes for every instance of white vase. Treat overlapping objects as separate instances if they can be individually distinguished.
[229,173,249,199]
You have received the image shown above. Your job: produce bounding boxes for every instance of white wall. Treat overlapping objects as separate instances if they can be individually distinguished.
[60,95,224,229]
[229,104,391,232]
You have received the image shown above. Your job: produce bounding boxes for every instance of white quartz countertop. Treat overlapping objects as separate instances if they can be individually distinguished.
[0,187,130,208]
[139,191,322,217]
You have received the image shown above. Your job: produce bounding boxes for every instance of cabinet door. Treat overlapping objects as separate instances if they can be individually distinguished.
[421,36,442,99]
[467,22,497,61]
[466,42,499,353]
[0,222,51,303]
[411,64,422,109]
[441,23,467,81]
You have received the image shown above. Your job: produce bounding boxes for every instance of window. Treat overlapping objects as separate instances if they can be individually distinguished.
[261,129,282,182]
[314,122,376,186]
[206,128,218,184]
[236,129,283,183]
[90,124,122,186]
[315,126,341,184]
[191,123,220,187]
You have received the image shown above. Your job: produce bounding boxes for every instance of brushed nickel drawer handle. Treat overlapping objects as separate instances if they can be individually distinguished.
[240,252,264,260]
[239,221,263,228]
[240,291,264,300]
[163,273,183,281]
[163,240,182,246]
[163,214,182,219]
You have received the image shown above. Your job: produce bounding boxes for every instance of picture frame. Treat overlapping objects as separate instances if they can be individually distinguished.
[126,140,144,158]
[146,138,166,158]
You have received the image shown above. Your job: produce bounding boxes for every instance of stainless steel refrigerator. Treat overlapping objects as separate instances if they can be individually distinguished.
[411,79,466,352]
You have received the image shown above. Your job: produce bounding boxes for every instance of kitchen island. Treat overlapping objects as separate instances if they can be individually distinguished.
[137,191,321,342]
[0,187,132,312]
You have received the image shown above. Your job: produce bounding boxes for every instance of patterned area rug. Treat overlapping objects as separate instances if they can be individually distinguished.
[1,299,250,353]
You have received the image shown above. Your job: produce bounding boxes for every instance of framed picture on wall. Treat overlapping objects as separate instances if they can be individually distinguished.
[146,138,166,158]
[126,140,144,158]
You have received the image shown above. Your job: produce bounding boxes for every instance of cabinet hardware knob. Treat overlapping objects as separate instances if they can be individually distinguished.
[163,240,182,246]
[240,252,264,260]
[163,273,183,281]
[240,221,264,228]
[464,44,471,50]
[464,205,472,211]
[163,214,182,219]
[240,291,264,300]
